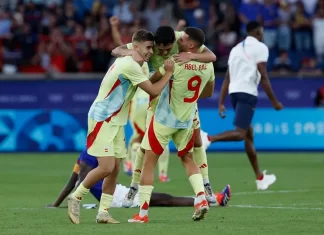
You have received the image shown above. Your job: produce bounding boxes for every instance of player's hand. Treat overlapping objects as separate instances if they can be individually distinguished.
[218,104,226,118]
[164,59,175,73]
[173,52,193,65]
[177,19,186,28]
[109,16,119,27]
[272,101,283,111]
[132,50,144,64]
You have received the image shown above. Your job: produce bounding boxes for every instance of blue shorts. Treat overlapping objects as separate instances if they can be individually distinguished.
[230,92,258,130]
[79,149,98,168]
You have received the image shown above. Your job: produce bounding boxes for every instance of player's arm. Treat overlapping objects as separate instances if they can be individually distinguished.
[217,69,230,118]
[257,46,283,110]
[111,44,132,57]
[111,44,144,64]
[109,16,123,46]
[75,161,94,188]
[190,46,217,62]
[219,69,229,105]
[200,66,215,98]
[258,63,282,109]
[149,70,163,84]
[174,46,216,64]
[199,81,214,98]
[46,164,79,208]
[137,59,175,97]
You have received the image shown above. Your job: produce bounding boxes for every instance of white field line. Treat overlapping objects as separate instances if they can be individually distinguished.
[232,189,309,196]
[230,204,324,211]
[4,189,324,211]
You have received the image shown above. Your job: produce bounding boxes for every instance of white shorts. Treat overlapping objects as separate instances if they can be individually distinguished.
[111,184,139,208]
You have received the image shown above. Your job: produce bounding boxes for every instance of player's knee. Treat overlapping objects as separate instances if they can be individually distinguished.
[235,127,248,140]
[180,153,194,165]
[97,164,115,177]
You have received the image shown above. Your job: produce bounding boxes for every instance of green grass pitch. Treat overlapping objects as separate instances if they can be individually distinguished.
[0,152,324,235]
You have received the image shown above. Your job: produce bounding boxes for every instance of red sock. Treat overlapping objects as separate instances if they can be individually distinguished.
[257,174,264,180]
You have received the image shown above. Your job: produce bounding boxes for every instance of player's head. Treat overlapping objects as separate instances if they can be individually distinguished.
[246,21,263,42]
[177,27,205,53]
[154,26,176,56]
[132,29,154,62]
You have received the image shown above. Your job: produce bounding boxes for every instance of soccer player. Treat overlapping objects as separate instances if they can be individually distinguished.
[112,26,218,204]
[67,29,175,225]
[128,27,230,224]
[47,150,228,208]
[205,21,283,190]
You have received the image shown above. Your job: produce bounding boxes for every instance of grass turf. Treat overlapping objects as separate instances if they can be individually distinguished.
[0,152,323,235]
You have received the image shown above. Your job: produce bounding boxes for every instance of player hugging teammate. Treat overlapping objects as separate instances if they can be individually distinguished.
[66,24,230,224]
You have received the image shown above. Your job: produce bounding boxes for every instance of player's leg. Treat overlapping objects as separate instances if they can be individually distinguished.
[245,125,262,179]
[150,192,194,207]
[158,145,170,182]
[69,156,116,224]
[175,128,209,221]
[192,108,216,203]
[122,146,145,207]
[96,158,121,224]
[128,118,171,223]
[67,120,120,224]
[208,93,254,142]
[123,108,153,207]
[245,125,276,190]
[96,126,128,223]
[193,128,216,204]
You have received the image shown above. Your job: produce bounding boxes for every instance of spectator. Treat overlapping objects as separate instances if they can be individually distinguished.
[113,0,134,24]
[277,0,293,51]
[238,0,261,35]
[273,50,293,73]
[292,1,312,52]
[313,6,324,62]
[301,0,318,15]
[142,0,165,32]
[0,11,12,37]
[298,57,322,75]
[260,0,278,49]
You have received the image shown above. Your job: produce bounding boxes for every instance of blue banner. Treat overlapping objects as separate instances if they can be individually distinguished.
[0,77,322,109]
[198,108,324,150]
[0,108,324,152]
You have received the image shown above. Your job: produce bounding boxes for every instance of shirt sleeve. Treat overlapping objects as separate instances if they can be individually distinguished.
[72,163,80,174]
[126,43,133,49]
[175,31,185,40]
[159,65,166,76]
[125,60,148,86]
[254,44,269,64]
[198,45,206,53]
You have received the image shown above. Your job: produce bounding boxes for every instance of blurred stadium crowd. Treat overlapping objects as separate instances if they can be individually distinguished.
[0,0,324,74]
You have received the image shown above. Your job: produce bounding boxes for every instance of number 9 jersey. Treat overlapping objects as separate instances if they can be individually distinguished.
[155,59,215,129]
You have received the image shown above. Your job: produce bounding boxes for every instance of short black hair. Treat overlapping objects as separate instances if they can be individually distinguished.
[154,26,175,46]
[132,29,154,43]
[246,21,262,33]
[184,27,205,47]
